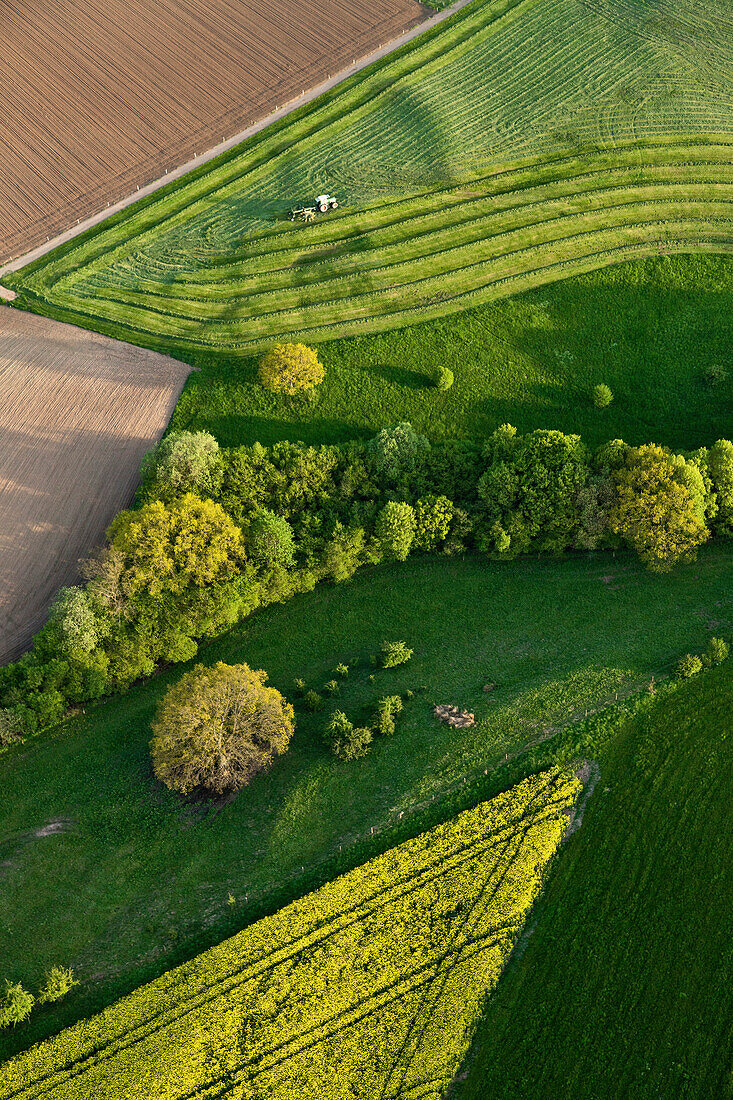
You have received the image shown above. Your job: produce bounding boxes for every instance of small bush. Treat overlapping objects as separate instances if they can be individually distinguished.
[380,641,414,668]
[258,343,325,395]
[702,636,729,667]
[323,711,372,761]
[323,680,340,696]
[38,966,78,1006]
[374,695,404,736]
[293,678,306,694]
[334,663,349,678]
[433,366,454,392]
[676,653,703,679]
[702,363,728,387]
[0,981,34,1029]
[304,690,324,712]
[593,383,613,408]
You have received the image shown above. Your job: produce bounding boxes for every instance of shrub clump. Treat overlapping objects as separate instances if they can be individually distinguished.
[258,343,324,395]
[675,653,703,679]
[38,966,79,1005]
[380,641,414,668]
[593,383,613,408]
[323,711,372,761]
[0,981,34,1029]
[702,363,728,387]
[304,690,324,712]
[703,636,729,667]
[323,679,340,696]
[334,663,349,678]
[150,661,295,795]
[434,366,454,391]
[374,695,403,736]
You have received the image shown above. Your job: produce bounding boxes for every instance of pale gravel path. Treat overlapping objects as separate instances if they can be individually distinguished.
[0,0,475,283]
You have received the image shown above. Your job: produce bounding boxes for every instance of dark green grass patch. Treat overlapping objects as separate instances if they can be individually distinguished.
[169,255,733,452]
[0,548,731,1057]
[454,660,733,1100]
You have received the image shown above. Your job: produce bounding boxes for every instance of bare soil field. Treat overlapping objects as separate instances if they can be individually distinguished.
[0,0,427,265]
[0,307,191,663]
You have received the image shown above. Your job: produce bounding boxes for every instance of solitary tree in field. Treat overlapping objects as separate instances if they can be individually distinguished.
[258,343,324,395]
[150,661,295,795]
[609,444,709,572]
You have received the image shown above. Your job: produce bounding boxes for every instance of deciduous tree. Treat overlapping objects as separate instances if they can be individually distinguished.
[151,662,294,795]
[609,444,708,572]
[140,431,223,503]
[258,343,324,394]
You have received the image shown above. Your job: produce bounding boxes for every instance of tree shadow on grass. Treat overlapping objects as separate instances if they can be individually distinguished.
[203,414,365,447]
[370,362,431,389]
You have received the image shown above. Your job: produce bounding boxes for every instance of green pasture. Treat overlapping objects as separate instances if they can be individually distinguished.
[1,548,731,1058]
[170,253,733,452]
[8,0,733,350]
[455,658,733,1100]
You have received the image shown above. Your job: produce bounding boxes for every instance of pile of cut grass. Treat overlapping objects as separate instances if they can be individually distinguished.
[8,0,733,351]
[455,660,733,1100]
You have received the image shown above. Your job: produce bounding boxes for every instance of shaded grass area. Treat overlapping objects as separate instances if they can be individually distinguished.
[454,659,733,1100]
[169,255,733,451]
[0,547,731,1058]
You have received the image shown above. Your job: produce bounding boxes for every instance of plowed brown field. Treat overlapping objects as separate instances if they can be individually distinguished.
[0,0,426,265]
[0,307,191,663]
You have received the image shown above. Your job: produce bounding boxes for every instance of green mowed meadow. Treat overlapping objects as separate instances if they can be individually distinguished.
[170,254,733,451]
[9,0,733,350]
[1,548,731,1057]
[455,659,733,1100]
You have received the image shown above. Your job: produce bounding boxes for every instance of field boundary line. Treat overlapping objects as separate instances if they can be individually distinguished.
[0,0,478,284]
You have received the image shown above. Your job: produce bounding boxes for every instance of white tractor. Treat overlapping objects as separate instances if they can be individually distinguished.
[289,195,339,221]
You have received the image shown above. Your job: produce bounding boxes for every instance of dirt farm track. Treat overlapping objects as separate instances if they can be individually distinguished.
[0,307,191,664]
[0,0,426,266]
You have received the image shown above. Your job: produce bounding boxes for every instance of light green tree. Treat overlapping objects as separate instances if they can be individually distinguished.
[151,662,295,795]
[375,501,417,561]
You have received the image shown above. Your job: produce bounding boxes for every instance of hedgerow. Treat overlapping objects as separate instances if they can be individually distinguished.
[0,424,731,742]
[0,768,580,1100]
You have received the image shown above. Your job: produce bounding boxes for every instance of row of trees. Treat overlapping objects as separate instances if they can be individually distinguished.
[0,424,730,740]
